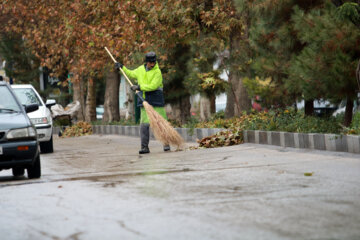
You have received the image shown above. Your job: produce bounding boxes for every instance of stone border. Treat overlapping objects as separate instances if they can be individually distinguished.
[243,130,360,154]
[54,126,360,154]
[54,125,223,143]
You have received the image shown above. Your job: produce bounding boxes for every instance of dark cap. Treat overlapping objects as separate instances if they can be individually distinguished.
[145,52,156,63]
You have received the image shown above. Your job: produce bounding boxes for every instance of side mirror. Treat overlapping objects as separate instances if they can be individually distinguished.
[25,104,39,113]
[45,99,56,108]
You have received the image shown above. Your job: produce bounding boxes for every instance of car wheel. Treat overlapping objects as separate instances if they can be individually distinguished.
[27,155,41,179]
[40,134,54,153]
[12,167,25,177]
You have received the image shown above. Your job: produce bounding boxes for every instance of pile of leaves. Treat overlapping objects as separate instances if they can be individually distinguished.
[197,129,243,148]
[61,121,93,138]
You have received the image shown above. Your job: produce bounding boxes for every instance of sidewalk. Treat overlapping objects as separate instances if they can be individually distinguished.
[55,125,360,154]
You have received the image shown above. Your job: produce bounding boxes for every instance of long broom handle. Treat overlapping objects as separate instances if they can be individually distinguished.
[104,47,134,87]
[104,47,145,102]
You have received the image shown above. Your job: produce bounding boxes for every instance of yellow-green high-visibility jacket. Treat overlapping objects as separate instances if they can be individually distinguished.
[122,62,167,124]
[123,63,163,91]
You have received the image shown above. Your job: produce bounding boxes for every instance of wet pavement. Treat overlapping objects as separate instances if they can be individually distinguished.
[0,135,360,240]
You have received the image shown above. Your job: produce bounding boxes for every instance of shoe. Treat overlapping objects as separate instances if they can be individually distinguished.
[139,147,150,154]
[163,145,170,152]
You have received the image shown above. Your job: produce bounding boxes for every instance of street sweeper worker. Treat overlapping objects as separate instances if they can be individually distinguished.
[115,52,170,154]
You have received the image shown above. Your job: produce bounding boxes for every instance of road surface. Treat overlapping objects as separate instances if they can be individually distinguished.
[0,135,359,240]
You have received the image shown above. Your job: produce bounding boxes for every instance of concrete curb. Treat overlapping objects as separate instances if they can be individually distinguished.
[54,125,223,142]
[54,126,360,154]
[243,130,360,154]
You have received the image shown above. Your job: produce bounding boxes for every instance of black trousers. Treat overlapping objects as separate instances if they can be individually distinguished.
[140,123,169,149]
[140,123,150,148]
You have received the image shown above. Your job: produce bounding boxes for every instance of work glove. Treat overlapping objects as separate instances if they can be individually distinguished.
[131,85,140,91]
[114,62,123,70]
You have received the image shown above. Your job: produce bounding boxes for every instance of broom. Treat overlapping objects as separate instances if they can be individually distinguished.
[104,47,185,149]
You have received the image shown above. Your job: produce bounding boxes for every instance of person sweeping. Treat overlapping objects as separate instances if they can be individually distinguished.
[115,52,171,154]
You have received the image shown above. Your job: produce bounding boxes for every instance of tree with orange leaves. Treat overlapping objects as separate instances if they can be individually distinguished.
[1,0,151,121]
[130,0,250,121]
[1,0,255,122]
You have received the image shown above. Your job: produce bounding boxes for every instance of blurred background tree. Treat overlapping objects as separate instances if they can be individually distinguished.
[290,2,360,126]
[0,34,40,85]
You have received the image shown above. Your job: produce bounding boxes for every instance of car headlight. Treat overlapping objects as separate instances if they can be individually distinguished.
[31,117,48,125]
[7,127,37,139]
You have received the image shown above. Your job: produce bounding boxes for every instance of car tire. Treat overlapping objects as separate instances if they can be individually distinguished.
[40,134,54,153]
[12,167,25,177]
[27,155,41,179]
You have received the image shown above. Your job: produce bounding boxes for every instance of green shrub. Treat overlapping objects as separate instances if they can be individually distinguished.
[209,110,225,121]
[182,116,200,129]
[88,108,359,136]
[351,112,360,129]
[344,112,360,135]
[194,108,347,134]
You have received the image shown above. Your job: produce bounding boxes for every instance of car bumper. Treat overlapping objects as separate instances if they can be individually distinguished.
[0,140,39,169]
[35,124,52,142]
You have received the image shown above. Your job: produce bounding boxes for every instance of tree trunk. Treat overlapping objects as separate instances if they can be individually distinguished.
[225,3,252,118]
[344,98,354,127]
[357,60,360,112]
[103,70,120,123]
[356,59,360,92]
[182,96,191,124]
[125,82,134,120]
[178,96,191,124]
[72,76,85,121]
[225,83,235,118]
[304,99,314,116]
[209,94,216,114]
[199,96,211,121]
[85,78,96,122]
[233,74,251,116]
[172,96,191,124]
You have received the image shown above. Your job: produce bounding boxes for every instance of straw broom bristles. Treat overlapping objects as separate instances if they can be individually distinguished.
[143,101,185,149]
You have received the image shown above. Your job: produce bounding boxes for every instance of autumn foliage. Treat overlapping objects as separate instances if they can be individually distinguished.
[1,0,359,127]
[1,0,237,79]
[1,1,154,80]
[61,121,93,138]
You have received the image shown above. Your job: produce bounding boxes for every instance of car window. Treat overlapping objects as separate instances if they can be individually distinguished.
[0,86,21,112]
[13,88,43,106]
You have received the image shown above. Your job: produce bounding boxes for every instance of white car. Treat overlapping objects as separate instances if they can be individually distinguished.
[11,84,56,153]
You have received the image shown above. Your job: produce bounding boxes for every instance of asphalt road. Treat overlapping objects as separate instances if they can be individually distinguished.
[0,135,359,240]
